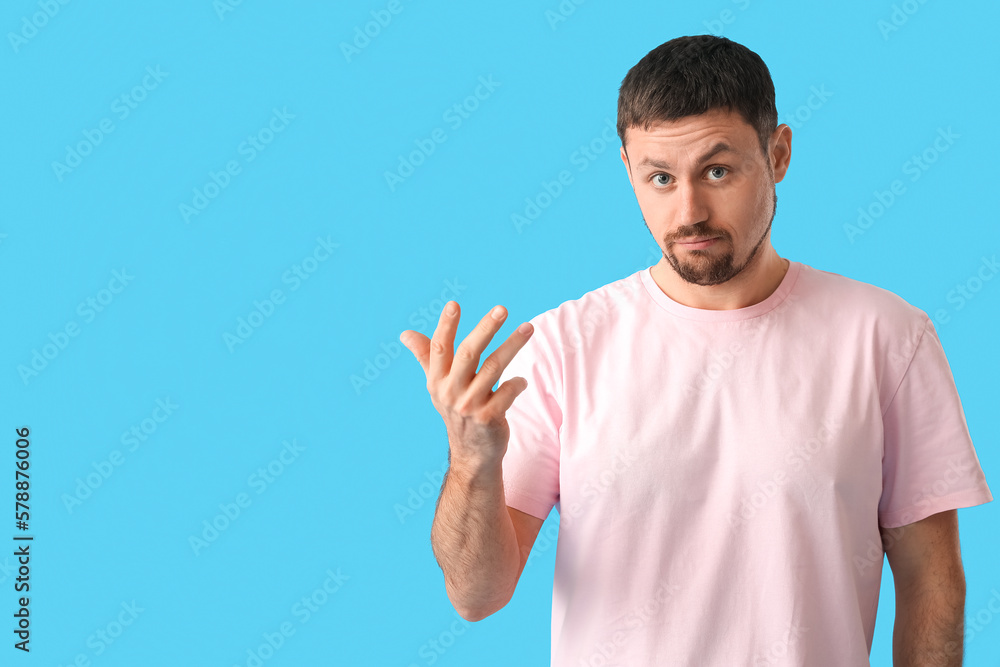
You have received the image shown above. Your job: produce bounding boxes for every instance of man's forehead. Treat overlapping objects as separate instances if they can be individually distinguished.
[631,137,745,171]
[636,141,740,169]
[626,113,755,162]
[626,110,756,150]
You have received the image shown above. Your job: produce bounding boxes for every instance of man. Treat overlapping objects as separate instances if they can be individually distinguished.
[400,35,992,665]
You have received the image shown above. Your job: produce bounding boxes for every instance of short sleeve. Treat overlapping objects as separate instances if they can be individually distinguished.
[495,313,561,521]
[878,316,993,528]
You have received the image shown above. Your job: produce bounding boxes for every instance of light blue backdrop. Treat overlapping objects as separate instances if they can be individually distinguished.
[1,1,997,665]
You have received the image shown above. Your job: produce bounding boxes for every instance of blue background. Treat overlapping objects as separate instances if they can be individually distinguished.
[1,0,997,665]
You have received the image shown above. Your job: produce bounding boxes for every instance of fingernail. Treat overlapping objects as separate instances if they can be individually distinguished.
[491,306,505,320]
[517,322,532,334]
[446,302,457,315]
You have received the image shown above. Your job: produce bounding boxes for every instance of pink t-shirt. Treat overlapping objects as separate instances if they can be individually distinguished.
[497,260,993,666]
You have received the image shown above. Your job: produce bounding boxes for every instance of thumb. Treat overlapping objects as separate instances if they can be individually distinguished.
[400,330,430,373]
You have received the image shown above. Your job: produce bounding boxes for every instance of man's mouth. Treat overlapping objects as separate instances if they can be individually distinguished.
[676,237,719,249]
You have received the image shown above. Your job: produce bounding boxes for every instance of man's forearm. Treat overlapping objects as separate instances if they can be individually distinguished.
[430,461,520,622]
[892,582,965,666]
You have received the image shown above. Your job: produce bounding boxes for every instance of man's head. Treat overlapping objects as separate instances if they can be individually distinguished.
[617,35,791,287]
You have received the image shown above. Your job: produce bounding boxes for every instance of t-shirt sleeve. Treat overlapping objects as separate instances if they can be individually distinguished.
[878,315,993,528]
[495,313,561,521]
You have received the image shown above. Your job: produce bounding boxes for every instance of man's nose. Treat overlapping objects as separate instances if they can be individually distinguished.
[673,180,710,228]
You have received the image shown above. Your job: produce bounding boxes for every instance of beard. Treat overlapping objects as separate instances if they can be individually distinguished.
[644,186,778,287]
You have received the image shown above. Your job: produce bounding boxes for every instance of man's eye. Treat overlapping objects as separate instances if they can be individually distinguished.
[651,167,728,186]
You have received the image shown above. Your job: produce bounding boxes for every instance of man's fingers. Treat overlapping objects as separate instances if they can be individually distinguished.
[468,322,534,398]
[400,330,430,376]
[428,301,460,383]
[450,304,510,387]
[489,376,530,415]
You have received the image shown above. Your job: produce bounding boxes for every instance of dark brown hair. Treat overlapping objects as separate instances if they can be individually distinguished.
[617,35,778,158]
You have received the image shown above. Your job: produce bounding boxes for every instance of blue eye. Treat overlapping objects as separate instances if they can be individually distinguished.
[650,166,729,187]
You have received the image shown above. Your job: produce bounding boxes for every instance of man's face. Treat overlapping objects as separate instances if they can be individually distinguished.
[620,108,789,286]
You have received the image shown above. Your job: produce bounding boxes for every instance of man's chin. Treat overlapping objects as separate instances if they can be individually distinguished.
[668,255,739,286]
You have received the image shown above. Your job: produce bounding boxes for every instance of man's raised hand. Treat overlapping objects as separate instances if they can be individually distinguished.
[400,301,534,472]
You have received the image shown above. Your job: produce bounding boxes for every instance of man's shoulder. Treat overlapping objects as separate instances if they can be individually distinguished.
[795,262,928,327]
[527,268,645,332]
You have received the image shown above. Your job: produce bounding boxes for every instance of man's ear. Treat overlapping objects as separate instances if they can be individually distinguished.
[620,145,634,189]
[769,124,792,184]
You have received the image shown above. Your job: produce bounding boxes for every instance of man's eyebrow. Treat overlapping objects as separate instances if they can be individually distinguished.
[636,142,737,170]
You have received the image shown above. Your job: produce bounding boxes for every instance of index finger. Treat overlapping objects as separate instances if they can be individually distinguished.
[427,300,460,384]
[449,304,512,388]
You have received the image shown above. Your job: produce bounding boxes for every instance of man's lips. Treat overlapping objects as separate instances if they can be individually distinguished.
[674,237,720,251]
